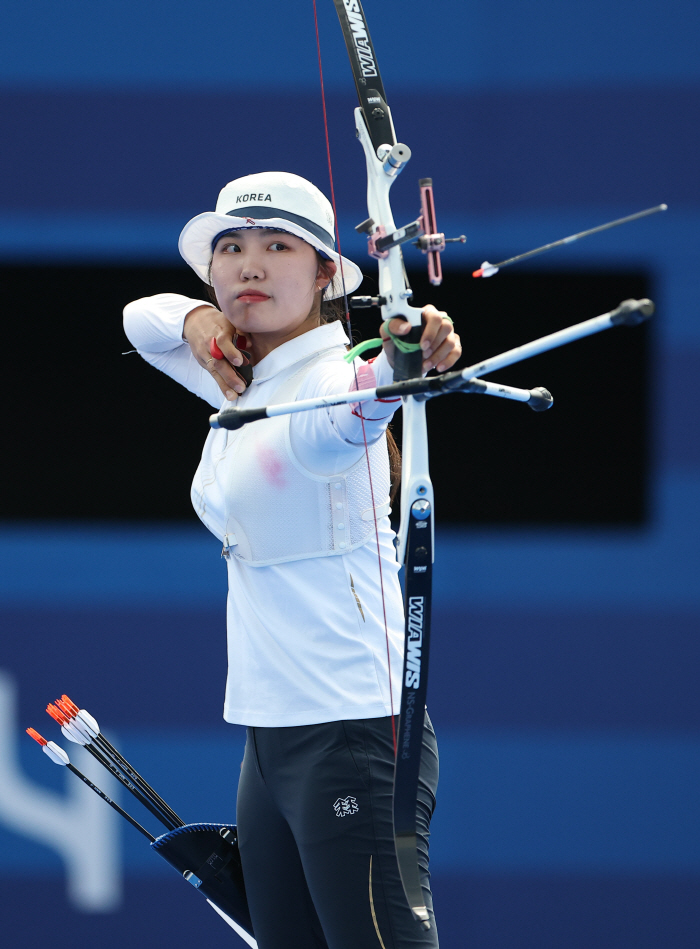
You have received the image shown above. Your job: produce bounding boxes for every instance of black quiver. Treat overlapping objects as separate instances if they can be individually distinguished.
[151,822,254,939]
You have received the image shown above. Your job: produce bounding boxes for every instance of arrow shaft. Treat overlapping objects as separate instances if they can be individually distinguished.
[491,204,667,270]
[82,742,180,830]
[93,732,184,828]
[67,763,155,841]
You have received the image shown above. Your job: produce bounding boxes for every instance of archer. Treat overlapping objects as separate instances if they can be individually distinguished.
[123,169,460,947]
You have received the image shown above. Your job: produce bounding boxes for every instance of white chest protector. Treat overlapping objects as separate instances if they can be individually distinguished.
[191,350,391,567]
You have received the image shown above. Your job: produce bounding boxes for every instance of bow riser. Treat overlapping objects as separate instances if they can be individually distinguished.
[354,105,435,573]
[354,107,423,328]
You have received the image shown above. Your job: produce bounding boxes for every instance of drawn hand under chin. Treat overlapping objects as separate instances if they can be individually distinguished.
[183,305,250,399]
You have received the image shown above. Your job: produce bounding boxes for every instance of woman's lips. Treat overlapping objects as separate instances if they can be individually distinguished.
[237,291,270,303]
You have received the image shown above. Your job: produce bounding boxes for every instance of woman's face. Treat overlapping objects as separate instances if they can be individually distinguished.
[210,229,334,344]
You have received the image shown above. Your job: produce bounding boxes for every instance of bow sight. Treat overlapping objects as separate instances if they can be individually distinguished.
[354,173,466,286]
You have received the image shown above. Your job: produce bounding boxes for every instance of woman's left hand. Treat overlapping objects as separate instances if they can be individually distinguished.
[381,305,461,373]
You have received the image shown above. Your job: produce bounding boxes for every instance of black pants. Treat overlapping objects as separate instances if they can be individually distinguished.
[236,714,439,949]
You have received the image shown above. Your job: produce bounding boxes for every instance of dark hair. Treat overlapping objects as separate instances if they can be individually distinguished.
[316,257,346,325]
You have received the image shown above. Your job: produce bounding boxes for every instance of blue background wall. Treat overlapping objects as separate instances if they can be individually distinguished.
[1,1,699,946]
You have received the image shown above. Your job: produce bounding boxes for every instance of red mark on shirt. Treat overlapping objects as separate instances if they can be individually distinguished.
[256,447,287,488]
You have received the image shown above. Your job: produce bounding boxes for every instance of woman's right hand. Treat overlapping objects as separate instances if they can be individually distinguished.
[183,305,248,401]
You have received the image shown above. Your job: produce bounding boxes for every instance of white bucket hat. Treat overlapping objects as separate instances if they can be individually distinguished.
[178,171,364,300]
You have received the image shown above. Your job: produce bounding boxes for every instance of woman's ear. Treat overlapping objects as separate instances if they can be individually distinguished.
[317,258,337,289]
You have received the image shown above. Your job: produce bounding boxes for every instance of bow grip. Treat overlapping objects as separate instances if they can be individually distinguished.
[392,324,424,381]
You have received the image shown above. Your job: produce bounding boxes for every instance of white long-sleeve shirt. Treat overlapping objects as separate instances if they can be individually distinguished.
[123,294,405,727]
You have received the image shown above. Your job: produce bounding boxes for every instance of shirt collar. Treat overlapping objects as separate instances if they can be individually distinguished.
[251,321,350,384]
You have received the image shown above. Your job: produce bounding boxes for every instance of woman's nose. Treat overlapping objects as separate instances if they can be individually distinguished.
[240,259,264,281]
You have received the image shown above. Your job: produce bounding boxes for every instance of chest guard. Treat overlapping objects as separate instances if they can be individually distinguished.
[192,350,391,567]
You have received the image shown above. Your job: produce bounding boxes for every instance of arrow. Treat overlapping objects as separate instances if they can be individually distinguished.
[26,728,155,841]
[473,205,667,278]
[47,697,183,830]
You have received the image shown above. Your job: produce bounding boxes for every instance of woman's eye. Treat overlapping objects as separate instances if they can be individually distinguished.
[269,242,287,251]
[222,243,240,254]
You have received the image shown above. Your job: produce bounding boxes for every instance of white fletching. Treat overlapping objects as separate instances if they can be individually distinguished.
[479,261,500,278]
[61,722,88,745]
[68,715,95,743]
[43,741,70,767]
[77,709,100,737]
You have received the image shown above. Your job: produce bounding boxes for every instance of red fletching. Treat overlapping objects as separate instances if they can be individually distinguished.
[26,728,47,746]
[472,268,483,278]
[55,697,75,718]
[210,338,224,360]
[60,695,80,714]
[46,703,68,725]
